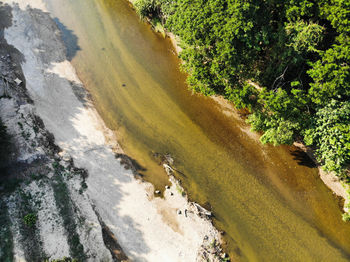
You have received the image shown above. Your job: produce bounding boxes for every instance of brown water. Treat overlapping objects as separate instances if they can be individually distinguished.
[45,0,350,260]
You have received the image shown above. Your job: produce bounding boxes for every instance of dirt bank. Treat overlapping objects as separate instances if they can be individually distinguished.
[1,1,224,261]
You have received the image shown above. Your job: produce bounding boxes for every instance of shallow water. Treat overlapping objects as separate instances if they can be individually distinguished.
[45,0,350,260]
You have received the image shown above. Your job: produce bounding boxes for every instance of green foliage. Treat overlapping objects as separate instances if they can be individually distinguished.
[307,41,350,105]
[247,111,301,146]
[23,213,37,227]
[261,118,300,146]
[225,83,258,111]
[321,0,350,35]
[304,100,350,174]
[285,20,324,53]
[342,212,350,222]
[134,0,162,19]
[152,17,165,36]
[247,87,311,146]
[285,0,319,21]
[307,0,350,105]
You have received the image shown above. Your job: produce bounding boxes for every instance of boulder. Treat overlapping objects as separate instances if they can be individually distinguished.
[14,78,22,85]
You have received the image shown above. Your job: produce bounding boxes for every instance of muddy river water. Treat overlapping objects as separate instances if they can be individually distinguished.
[45,0,350,260]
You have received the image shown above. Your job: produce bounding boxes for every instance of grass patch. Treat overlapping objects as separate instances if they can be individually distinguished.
[342,213,350,222]
[176,184,186,197]
[151,17,165,37]
[16,189,46,260]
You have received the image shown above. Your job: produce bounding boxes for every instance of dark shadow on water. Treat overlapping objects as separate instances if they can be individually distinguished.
[53,17,81,61]
[290,149,317,168]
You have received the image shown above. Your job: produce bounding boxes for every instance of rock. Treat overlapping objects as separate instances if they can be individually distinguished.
[155,190,160,194]
[14,78,22,85]
[165,185,170,189]
[219,230,226,235]
[170,192,174,196]
[177,210,182,215]
[193,202,212,217]
[203,235,208,241]
[164,154,174,165]
[58,150,72,162]
[163,163,174,175]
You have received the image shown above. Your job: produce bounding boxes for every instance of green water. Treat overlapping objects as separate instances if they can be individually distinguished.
[45,0,350,260]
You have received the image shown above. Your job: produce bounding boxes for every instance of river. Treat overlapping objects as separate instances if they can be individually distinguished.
[44,0,350,260]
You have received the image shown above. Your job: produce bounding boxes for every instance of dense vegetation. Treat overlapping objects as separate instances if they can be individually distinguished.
[134,1,349,176]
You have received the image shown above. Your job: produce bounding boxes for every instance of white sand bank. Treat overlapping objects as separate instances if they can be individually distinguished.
[3,1,220,261]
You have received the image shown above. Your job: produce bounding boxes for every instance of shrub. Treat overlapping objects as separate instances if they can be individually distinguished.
[134,0,161,19]
[304,100,350,174]
[23,213,37,227]
[342,212,350,222]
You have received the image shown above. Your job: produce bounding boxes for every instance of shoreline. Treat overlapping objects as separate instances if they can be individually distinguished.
[293,142,350,213]
[1,1,226,261]
[130,1,350,215]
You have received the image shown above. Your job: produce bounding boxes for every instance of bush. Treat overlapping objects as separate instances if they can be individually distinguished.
[134,0,161,19]
[23,213,37,227]
[304,100,350,174]
[342,212,350,222]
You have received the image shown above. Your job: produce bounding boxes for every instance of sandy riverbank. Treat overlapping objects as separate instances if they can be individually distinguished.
[1,0,224,261]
